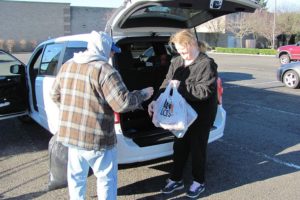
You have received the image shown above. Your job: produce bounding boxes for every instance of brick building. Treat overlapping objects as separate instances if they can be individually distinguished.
[0,1,114,52]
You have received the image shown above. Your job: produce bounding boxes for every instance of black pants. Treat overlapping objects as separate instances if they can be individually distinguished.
[170,120,211,184]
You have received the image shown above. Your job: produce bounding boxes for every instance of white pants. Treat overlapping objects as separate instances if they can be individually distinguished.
[67,146,117,200]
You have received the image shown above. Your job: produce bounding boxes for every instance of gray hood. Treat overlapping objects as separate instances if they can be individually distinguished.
[73,31,112,64]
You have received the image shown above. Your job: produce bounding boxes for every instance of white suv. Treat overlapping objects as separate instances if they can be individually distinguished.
[0,0,259,164]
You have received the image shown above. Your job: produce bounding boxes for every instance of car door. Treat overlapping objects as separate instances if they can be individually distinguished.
[35,41,87,134]
[106,0,259,36]
[0,50,28,119]
[292,42,300,60]
[35,42,65,132]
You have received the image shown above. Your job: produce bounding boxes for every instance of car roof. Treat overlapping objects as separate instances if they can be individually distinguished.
[38,34,90,46]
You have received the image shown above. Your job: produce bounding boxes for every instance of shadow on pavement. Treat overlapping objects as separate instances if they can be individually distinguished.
[117,75,300,199]
[1,190,47,200]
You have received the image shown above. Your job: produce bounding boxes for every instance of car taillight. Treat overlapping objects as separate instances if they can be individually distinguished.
[217,77,223,105]
[114,112,120,124]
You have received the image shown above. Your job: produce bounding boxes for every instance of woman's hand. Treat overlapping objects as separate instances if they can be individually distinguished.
[148,100,156,116]
[170,80,180,88]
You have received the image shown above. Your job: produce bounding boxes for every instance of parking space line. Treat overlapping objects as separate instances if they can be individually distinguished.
[240,102,300,117]
[223,81,280,88]
[263,154,300,170]
[219,139,300,170]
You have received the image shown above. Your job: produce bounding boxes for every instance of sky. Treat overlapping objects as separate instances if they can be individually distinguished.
[267,0,300,12]
[3,0,124,8]
[4,0,300,11]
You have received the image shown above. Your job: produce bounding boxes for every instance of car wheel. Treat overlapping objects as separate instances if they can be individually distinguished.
[283,70,300,89]
[279,54,290,64]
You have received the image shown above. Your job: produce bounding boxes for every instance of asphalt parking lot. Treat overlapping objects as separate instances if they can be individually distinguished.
[0,53,299,200]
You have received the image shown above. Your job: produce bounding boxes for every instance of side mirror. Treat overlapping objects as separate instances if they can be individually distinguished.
[10,64,25,75]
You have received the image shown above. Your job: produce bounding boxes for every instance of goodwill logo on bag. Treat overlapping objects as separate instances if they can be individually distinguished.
[160,99,174,117]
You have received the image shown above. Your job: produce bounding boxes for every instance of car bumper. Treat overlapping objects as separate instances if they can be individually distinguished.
[276,68,283,82]
[115,105,226,164]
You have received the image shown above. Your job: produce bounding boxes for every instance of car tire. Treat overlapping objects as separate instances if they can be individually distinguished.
[279,54,290,64]
[283,70,300,89]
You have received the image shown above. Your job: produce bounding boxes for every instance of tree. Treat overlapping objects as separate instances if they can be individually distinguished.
[276,12,300,36]
[246,9,279,48]
[227,13,252,48]
[277,12,291,36]
[258,0,268,10]
[226,1,300,48]
[197,16,225,47]
[295,32,300,43]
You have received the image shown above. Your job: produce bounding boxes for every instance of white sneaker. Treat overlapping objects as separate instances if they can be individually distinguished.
[186,181,205,198]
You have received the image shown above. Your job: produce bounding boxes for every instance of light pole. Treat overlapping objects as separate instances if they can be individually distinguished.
[272,0,277,49]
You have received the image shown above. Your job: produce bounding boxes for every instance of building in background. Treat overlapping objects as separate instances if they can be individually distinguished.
[0,0,261,52]
[196,14,262,49]
[0,1,114,52]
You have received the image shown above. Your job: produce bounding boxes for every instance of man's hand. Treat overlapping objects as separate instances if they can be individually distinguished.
[141,87,154,101]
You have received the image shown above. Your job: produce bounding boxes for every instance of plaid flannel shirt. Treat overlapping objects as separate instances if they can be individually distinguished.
[50,60,146,151]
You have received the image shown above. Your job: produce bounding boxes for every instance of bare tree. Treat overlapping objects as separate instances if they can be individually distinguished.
[276,12,300,39]
[246,10,278,48]
[225,1,300,48]
[227,13,252,48]
[197,16,225,47]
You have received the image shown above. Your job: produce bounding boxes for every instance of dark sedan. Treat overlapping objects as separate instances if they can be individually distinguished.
[277,62,300,88]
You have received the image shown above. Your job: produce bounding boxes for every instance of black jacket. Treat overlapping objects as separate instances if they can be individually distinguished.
[158,52,218,125]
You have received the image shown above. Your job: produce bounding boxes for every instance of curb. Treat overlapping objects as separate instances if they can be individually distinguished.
[207,51,276,57]
[207,51,276,58]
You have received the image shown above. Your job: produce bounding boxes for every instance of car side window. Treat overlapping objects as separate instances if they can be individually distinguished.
[39,43,64,76]
[32,50,42,71]
[62,47,86,64]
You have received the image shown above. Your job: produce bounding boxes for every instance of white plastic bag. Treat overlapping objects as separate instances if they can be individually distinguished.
[152,81,186,130]
[152,81,198,138]
[172,101,198,138]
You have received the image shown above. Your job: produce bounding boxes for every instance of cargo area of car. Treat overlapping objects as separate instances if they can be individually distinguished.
[113,37,175,147]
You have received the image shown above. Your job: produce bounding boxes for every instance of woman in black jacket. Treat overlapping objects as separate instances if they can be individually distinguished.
[148,29,218,198]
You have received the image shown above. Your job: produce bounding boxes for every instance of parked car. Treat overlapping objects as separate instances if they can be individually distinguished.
[276,41,300,64]
[0,0,259,164]
[277,62,300,89]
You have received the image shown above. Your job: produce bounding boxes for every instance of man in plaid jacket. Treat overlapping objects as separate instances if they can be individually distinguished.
[50,31,153,200]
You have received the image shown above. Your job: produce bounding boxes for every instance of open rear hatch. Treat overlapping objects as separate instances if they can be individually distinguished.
[108,0,259,147]
[113,37,176,147]
[106,0,260,35]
